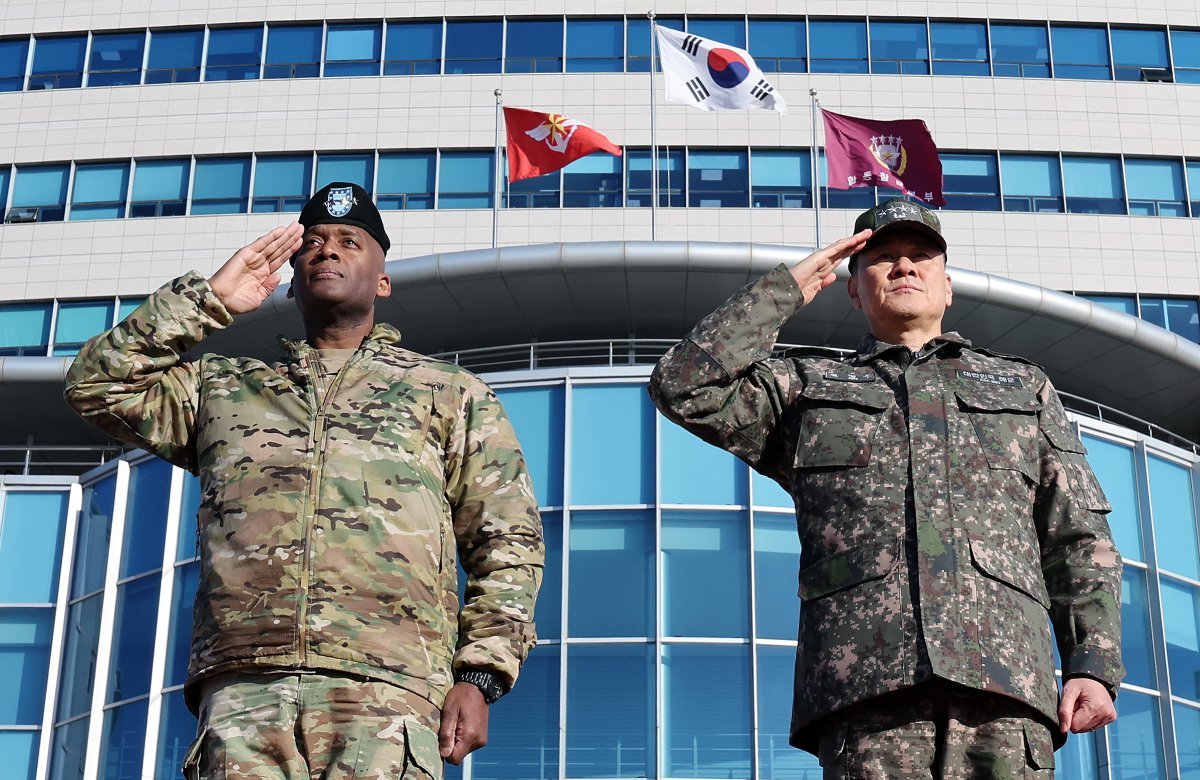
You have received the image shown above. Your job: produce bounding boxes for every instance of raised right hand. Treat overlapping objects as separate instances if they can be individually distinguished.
[208,223,304,315]
[789,229,873,305]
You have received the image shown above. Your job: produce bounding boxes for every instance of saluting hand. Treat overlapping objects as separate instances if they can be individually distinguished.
[789,229,873,306]
[208,223,304,315]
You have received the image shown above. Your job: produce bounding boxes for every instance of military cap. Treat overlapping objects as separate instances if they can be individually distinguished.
[850,198,945,271]
[299,182,391,254]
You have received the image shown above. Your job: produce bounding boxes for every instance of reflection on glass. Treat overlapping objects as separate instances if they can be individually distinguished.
[1108,690,1165,779]
[1057,728,1099,780]
[1141,298,1200,344]
[1120,567,1156,689]
[939,152,999,211]
[534,513,562,639]
[757,646,820,779]
[1081,435,1142,560]
[1175,703,1200,780]
[568,511,654,638]
[930,22,988,76]
[0,609,55,725]
[73,475,118,598]
[1148,455,1199,580]
[57,596,103,719]
[687,18,746,48]
[660,410,745,504]
[1062,156,1125,215]
[145,29,203,84]
[123,458,172,576]
[687,150,749,208]
[178,475,201,562]
[755,512,800,639]
[155,689,195,780]
[108,576,160,703]
[567,644,654,778]
[869,21,929,75]
[100,698,148,780]
[1161,579,1200,702]
[376,152,436,210]
[505,20,563,73]
[748,19,806,73]
[808,21,868,73]
[571,384,654,505]
[165,562,199,687]
[0,731,37,780]
[1125,158,1187,217]
[751,149,812,208]
[664,644,751,778]
[0,491,69,602]
[753,470,794,508]
[473,647,559,780]
[437,151,493,209]
[445,20,502,74]
[566,18,623,73]
[663,511,749,637]
[1050,25,1111,80]
[496,385,564,507]
[990,24,1050,78]
[49,716,90,780]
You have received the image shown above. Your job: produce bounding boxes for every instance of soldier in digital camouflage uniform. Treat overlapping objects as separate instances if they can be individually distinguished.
[65,182,544,779]
[649,198,1122,779]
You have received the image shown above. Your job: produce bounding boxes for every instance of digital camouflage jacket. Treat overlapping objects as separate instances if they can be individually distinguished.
[649,264,1123,754]
[65,272,544,713]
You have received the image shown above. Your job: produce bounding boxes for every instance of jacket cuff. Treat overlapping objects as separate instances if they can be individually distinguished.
[1063,645,1124,697]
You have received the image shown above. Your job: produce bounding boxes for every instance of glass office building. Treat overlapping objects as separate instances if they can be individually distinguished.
[1,2,1199,779]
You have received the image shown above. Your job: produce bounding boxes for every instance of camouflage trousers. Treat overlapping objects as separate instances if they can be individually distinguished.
[816,683,1056,779]
[182,671,444,780]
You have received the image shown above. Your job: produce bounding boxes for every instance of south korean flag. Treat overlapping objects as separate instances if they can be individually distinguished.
[655,26,787,115]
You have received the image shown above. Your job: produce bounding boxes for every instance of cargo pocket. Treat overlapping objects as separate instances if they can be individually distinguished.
[968,537,1051,610]
[180,726,208,780]
[1043,421,1112,512]
[403,719,444,780]
[955,385,1042,481]
[800,540,902,600]
[794,379,892,468]
[1023,721,1056,774]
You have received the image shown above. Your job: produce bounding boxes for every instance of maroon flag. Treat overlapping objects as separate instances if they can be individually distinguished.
[821,109,945,207]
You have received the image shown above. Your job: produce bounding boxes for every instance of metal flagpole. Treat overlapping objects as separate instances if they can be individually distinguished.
[810,88,821,248]
[493,88,502,249]
[648,11,658,241]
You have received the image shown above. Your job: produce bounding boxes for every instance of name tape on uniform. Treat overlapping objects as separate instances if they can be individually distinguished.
[957,370,1023,388]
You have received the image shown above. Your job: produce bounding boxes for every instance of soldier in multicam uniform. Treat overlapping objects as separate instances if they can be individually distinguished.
[65,182,544,779]
[649,198,1123,778]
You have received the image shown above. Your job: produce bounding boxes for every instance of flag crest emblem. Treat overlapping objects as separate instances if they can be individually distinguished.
[707,49,751,88]
[325,186,356,217]
[524,114,580,154]
[870,135,908,176]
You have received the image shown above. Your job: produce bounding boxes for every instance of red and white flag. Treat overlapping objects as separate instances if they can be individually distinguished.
[822,109,945,206]
[503,107,621,182]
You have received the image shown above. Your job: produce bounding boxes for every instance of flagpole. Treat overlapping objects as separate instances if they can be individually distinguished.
[493,88,502,249]
[648,10,658,241]
[810,88,821,249]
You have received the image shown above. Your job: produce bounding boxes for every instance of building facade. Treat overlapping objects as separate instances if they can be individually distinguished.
[0,2,1198,779]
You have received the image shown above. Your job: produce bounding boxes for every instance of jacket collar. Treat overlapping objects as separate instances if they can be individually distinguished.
[279,322,402,360]
[853,331,972,363]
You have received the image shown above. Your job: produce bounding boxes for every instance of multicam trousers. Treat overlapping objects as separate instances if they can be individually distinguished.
[182,671,444,780]
[816,682,1056,779]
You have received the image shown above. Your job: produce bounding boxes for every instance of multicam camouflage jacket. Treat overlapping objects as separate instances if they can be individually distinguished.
[649,264,1123,754]
[65,272,544,714]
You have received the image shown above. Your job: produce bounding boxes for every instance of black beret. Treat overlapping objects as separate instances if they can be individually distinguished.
[299,182,391,254]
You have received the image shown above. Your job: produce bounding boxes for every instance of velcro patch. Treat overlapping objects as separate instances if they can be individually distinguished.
[957,369,1023,388]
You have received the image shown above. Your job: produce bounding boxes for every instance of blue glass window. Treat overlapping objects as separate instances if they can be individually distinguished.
[54,301,114,356]
[495,385,564,507]
[0,303,51,356]
[663,511,749,637]
[687,18,746,49]
[445,20,501,74]
[439,149,494,206]
[1175,704,1200,780]
[562,154,623,208]
[1141,297,1200,343]
[752,470,793,508]
[1000,153,1063,212]
[325,23,382,77]
[506,19,563,74]
[165,563,199,687]
[70,162,130,221]
[664,645,751,777]
[505,161,560,208]
[205,26,263,81]
[626,18,682,73]
[930,22,989,76]
[178,476,200,563]
[0,731,37,780]
[1111,28,1170,82]
[56,596,103,720]
[757,646,820,778]
[748,19,806,73]
[1082,435,1142,560]
[940,152,999,211]
[122,459,172,576]
[1057,729,1099,780]
[566,18,623,73]
[473,648,560,780]
[533,512,562,640]
[383,21,441,76]
[11,164,69,222]
[1148,454,1199,580]
[626,148,685,208]
[755,511,800,640]
[1062,156,1125,215]
[131,159,189,217]
[0,167,8,215]
[1108,691,1166,778]
[660,415,745,504]
[145,29,203,84]
[29,35,86,90]
[191,157,250,215]
[1119,567,1156,689]
[1125,158,1187,217]
[569,511,654,637]
[1189,161,1200,217]
[0,609,55,724]
[252,155,313,213]
[0,491,69,602]
[1051,25,1111,80]
[264,25,321,79]
[316,154,373,192]
[1173,30,1200,84]
[870,21,929,75]
[688,149,749,208]
[785,158,845,205]
[100,699,148,780]
[990,24,1050,78]
[571,384,654,505]
[1083,295,1137,316]
[106,576,160,703]
[567,644,654,778]
[1161,580,1200,702]
[156,691,196,780]
[88,32,144,87]
[809,20,868,74]
[0,38,29,92]
[50,717,91,780]
[377,152,435,210]
[117,298,145,322]
[73,476,117,598]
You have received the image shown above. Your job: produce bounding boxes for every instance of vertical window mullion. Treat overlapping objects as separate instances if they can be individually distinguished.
[139,30,151,85]
[1045,21,1055,78]
[22,35,34,91]
[81,32,93,88]
[557,379,573,780]
[199,27,210,80]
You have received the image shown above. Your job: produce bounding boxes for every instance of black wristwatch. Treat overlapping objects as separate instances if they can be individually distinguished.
[456,669,506,705]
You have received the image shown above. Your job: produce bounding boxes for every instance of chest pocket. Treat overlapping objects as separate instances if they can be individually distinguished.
[794,378,892,469]
[955,384,1041,481]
